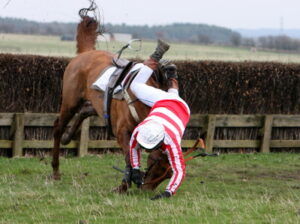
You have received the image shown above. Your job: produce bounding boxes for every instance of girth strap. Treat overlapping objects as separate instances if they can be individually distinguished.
[103,60,134,137]
[94,60,142,136]
[123,89,140,123]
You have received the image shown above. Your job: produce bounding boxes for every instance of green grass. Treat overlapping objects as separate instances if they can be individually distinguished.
[1,33,300,63]
[0,153,300,224]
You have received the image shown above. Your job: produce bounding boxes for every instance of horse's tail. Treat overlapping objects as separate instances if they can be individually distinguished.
[76,16,99,54]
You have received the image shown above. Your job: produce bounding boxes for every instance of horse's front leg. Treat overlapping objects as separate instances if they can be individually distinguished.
[113,129,132,193]
[61,101,97,145]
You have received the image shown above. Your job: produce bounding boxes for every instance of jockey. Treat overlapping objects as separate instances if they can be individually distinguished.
[129,40,190,200]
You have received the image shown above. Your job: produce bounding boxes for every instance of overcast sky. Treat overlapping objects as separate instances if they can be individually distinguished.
[0,0,299,29]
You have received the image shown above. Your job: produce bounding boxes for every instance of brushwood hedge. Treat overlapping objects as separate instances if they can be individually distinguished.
[1,53,300,114]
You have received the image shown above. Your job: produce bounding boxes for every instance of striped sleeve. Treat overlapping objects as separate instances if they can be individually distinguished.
[129,129,141,169]
[164,130,186,195]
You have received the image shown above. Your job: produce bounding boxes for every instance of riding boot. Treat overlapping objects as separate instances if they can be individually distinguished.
[151,39,170,61]
[144,39,170,70]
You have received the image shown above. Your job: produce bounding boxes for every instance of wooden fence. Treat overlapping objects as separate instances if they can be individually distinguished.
[1,113,300,157]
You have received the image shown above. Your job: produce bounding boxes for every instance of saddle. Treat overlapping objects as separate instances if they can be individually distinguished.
[95,57,142,136]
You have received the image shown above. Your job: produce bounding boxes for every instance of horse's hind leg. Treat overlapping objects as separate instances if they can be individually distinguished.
[61,101,97,145]
[52,101,81,179]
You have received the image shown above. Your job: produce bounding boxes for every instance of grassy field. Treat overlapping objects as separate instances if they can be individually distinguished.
[0,153,299,224]
[1,33,300,63]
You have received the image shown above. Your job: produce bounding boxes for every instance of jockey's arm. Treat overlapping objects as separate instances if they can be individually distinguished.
[164,143,186,195]
[129,129,144,187]
[129,130,141,169]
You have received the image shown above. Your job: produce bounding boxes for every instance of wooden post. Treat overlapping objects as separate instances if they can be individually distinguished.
[260,115,273,153]
[205,115,216,153]
[78,117,90,157]
[12,113,25,157]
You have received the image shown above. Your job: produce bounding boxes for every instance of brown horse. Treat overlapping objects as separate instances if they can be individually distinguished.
[52,16,172,192]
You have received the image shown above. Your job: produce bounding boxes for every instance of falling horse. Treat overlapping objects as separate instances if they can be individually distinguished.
[51,15,172,192]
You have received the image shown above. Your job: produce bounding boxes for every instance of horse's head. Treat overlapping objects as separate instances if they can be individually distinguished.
[141,149,173,190]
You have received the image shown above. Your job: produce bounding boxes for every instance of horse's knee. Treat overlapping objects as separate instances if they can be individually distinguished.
[80,103,97,118]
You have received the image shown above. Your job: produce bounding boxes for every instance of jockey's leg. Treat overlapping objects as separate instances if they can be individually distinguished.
[144,39,170,70]
[150,39,170,63]
[131,82,178,107]
[129,39,174,106]
[129,39,169,83]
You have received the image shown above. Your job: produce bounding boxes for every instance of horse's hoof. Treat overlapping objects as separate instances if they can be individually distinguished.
[112,183,128,193]
[61,133,70,145]
[50,173,61,180]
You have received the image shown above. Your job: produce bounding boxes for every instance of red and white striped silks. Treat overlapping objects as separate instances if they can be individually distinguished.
[130,99,190,194]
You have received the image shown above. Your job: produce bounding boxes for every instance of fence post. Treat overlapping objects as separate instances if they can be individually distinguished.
[12,113,25,157]
[78,117,90,157]
[260,115,273,153]
[205,115,216,153]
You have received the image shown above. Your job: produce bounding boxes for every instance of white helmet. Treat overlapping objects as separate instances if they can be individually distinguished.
[137,120,165,149]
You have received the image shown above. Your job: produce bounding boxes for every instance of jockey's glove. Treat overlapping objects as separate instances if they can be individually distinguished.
[122,166,132,185]
[150,191,172,200]
[165,64,178,80]
[131,168,143,188]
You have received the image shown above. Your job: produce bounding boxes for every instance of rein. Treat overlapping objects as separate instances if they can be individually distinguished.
[142,138,206,186]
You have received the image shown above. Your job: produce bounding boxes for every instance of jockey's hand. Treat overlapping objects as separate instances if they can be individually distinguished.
[131,169,143,188]
[150,191,172,200]
[165,64,178,79]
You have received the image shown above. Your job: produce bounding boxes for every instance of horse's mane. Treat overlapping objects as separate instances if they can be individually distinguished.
[76,0,104,54]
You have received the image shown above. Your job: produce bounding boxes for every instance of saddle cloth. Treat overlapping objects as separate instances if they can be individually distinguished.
[91,63,144,92]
